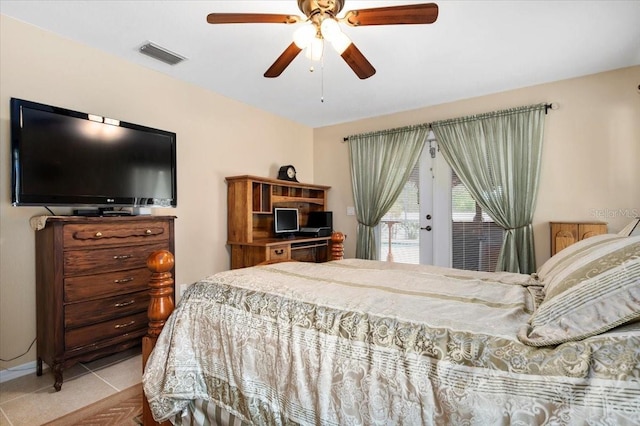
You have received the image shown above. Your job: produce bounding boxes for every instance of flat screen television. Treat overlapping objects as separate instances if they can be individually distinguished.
[10,98,177,208]
[274,207,299,237]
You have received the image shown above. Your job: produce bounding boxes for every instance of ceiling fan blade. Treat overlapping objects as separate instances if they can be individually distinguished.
[207,13,300,24]
[344,3,439,26]
[264,42,303,78]
[340,43,376,80]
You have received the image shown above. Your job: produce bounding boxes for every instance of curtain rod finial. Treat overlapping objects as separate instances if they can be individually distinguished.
[544,102,559,114]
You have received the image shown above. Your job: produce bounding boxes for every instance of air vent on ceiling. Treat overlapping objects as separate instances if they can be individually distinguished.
[139,42,186,65]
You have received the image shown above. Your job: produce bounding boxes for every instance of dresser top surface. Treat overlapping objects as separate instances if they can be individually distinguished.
[38,215,176,223]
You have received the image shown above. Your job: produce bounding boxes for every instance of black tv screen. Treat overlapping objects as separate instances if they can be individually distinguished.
[10,98,177,207]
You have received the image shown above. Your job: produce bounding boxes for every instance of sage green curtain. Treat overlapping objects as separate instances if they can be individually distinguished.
[348,126,429,259]
[432,104,545,274]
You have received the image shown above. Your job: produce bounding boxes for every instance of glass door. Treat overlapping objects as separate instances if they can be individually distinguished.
[378,135,503,271]
[379,136,451,266]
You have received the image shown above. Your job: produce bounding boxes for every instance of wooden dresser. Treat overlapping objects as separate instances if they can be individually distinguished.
[549,221,607,256]
[35,215,175,391]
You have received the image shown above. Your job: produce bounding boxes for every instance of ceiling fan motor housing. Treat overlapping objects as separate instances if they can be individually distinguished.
[297,0,344,18]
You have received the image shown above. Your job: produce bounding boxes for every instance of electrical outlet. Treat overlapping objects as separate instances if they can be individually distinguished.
[347,206,355,216]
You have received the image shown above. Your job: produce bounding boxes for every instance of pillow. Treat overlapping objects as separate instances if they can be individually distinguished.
[519,236,640,346]
[619,217,640,237]
[535,233,622,282]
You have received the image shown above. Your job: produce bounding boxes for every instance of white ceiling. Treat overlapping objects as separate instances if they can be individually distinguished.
[2,1,639,128]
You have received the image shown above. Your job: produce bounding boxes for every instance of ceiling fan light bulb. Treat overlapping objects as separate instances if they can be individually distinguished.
[293,23,316,49]
[331,31,351,54]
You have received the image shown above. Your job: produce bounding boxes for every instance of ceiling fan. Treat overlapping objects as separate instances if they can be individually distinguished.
[206,1,439,80]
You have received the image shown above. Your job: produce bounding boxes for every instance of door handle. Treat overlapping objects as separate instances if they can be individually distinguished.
[420,226,432,231]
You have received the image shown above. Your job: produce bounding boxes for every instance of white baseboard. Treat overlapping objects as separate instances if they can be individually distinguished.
[0,361,44,383]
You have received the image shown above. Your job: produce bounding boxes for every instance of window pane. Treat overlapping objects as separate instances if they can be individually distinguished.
[451,171,503,272]
[379,162,419,264]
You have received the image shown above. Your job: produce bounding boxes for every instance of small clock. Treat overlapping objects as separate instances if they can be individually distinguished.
[277,165,298,182]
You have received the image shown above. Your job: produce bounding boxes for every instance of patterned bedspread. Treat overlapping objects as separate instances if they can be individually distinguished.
[143,259,640,425]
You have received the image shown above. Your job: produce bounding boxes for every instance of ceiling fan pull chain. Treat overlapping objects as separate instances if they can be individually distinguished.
[308,43,315,73]
[320,55,325,103]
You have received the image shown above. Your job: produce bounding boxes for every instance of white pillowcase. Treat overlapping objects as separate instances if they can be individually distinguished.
[519,236,640,346]
[536,233,623,282]
[619,217,640,237]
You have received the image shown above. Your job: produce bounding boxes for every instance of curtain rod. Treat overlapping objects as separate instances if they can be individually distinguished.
[342,103,557,142]
[342,123,430,142]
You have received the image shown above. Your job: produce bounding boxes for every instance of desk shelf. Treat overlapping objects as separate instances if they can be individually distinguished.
[226,175,331,269]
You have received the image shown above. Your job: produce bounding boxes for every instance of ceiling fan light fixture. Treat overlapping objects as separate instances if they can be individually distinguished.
[320,18,340,42]
[304,37,324,61]
[293,22,316,49]
[319,17,351,54]
[330,31,351,54]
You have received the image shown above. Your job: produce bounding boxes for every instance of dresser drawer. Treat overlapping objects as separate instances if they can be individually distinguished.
[63,221,170,249]
[65,290,149,328]
[65,311,148,350]
[64,268,151,302]
[268,245,290,261]
[64,242,167,276]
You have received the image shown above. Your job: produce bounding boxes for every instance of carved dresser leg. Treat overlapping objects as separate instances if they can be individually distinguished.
[53,364,63,391]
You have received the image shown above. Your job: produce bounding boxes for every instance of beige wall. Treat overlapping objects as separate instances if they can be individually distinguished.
[314,66,640,265]
[0,16,314,371]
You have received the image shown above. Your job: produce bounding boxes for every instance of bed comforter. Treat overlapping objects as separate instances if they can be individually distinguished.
[143,259,640,425]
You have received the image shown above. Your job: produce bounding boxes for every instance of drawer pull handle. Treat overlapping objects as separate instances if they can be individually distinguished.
[95,232,103,238]
[114,277,134,284]
[275,249,284,255]
[114,300,135,307]
[145,229,152,235]
[114,320,136,329]
[113,255,133,260]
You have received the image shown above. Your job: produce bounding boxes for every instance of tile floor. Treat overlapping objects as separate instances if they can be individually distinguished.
[0,347,142,426]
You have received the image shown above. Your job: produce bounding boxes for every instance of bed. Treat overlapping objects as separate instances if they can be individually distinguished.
[142,232,640,425]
